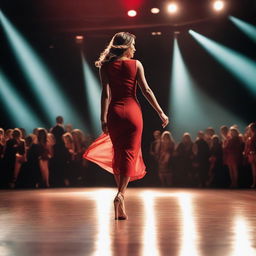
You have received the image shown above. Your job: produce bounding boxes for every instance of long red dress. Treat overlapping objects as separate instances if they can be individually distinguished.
[83,59,146,181]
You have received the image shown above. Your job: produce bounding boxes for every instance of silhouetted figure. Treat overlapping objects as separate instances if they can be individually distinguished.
[224,126,244,188]
[19,134,41,188]
[245,122,256,188]
[207,135,223,187]
[193,131,210,187]
[0,128,6,187]
[4,128,26,188]
[175,133,194,186]
[205,127,215,147]
[50,116,66,186]
[37,128,52,187]
[62,132,75,186]
[157,131,175,187]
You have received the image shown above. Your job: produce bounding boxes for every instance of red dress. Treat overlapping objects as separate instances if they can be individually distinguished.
[83,59,146,181]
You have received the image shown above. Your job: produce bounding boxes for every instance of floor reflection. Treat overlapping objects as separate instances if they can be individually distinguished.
[231,215,256,256]
[92,189,113,256]
[177,193,200,256]
[140,191,160,256]
[1,188,256,256]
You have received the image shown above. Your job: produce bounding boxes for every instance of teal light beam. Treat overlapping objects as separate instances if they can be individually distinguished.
[169,38,246,140]
[0,10,86,131]
[0,69,43,132]
[189,29,256,96]
[81,52,101,135]
[229,16,256,43]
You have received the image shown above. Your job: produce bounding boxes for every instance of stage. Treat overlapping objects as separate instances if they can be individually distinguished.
[0,188,256,256]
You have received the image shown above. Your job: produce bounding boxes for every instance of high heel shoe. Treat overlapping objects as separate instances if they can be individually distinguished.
[114,192,128,220]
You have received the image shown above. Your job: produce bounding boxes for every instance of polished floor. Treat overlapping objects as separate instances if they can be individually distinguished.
[0,188,256,256]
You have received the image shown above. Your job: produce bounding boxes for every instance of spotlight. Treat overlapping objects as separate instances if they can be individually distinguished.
[151,32,162,36]
[127,10,137,17]
[167,3,178,14]
[151,8,160,14]
[75,35,84,44]
[213,0,224,11]
[174,31,180,38]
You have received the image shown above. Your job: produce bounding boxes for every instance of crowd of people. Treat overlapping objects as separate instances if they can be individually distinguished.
[0,116,93,189]
[1,117,255,189]
[150,123,256,188]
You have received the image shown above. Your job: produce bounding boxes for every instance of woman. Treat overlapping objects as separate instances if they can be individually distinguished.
[4,128,26,188]
[83,32,168,220]
[175,133,194,186]
[157,131,175,187]
[224,126,244,188]
[37,128,52,188]
[62,132,75,186]
[244,122,256,188]
[207,135,223,187]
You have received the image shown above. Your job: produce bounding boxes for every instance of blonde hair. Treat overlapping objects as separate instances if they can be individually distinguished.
[95,32,136,68]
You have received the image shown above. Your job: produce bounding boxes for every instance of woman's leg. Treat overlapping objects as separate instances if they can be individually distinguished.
[114,174,120,188]
[118,175,130,195]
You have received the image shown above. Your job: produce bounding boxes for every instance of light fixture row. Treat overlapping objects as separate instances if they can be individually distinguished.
[128,1,226,17]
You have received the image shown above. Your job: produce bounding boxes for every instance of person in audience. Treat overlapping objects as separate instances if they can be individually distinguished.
[205,127,215,146]
[150,130,162,161]
[224,126,244,188]
[6,128,26,188]
[62,132,75,186]
[175,133,194,186]
[5,129,13,141]
[157,131,175,187]
[50,116,67,186]
[244,122,256,188]
[193,131,210,187]
[20,134,41,188]
[0,128,5,159]
[207,135,223,187]
[72,129,88,185]
[37,128,52,187]
[0,129,6,187]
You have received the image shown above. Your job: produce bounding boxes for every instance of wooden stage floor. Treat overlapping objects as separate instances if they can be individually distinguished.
[0,188,256,256]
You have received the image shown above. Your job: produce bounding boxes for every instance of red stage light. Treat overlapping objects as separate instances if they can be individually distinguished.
[127,10,137,17]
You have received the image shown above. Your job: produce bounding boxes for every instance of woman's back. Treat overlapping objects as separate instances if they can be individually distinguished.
[104,59,137,100]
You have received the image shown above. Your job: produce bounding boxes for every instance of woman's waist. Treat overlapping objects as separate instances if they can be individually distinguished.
[110,96,139,104]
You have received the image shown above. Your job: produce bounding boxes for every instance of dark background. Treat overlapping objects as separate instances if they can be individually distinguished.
[1,0,256,140]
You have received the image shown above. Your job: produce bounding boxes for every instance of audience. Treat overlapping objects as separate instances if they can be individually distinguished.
[0,119,255,189]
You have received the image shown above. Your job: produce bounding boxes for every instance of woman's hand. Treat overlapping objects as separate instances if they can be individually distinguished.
[159,112,169,128]
[101,121,109,134]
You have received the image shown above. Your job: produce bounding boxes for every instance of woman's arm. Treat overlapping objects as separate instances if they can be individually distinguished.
[99,66,111,133]
[136,60,169,128]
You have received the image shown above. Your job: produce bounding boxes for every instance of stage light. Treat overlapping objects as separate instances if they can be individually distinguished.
[151,8,160,14]
[81,52,101,136]
[169,38,245,139]
[229,16,256,43]
[127,10,137,17]
[75,35,84,44]
[189,29,256,96]
[167,3,178,14]
[0,10,86,131]
[151,32,162,36]
[0,69,43,132]
[213,0,224,11]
